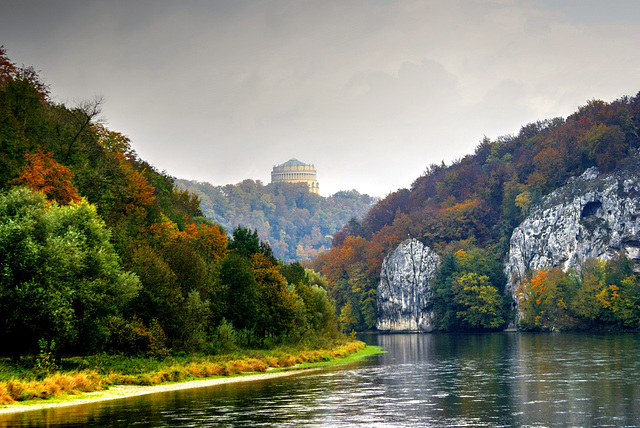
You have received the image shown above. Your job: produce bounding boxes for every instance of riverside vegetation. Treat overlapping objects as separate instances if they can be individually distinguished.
[0,340,368,405]
[0,46,371,405]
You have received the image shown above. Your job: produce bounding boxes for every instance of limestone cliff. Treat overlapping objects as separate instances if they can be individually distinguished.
[505,165,640,300]
[376,239,440,332]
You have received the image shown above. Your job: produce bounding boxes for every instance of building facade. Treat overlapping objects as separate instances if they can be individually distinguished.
[271,158,319,194]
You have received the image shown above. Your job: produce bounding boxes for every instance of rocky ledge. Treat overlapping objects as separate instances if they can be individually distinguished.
[376,239,440,332]
[504,165,640,300]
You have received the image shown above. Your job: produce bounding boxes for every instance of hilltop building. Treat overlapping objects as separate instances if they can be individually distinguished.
[271,158,319,194]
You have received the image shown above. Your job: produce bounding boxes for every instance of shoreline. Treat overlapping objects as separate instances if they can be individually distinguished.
[0,368,316,415]
[0,344,383,415]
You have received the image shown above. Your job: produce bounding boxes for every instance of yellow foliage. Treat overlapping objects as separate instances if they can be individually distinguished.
[514,191,532,215]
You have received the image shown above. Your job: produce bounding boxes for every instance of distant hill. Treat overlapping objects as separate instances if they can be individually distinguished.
[176,178,376,261]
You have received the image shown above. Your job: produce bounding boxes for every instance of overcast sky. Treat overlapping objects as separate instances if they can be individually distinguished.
[2,1,639,197]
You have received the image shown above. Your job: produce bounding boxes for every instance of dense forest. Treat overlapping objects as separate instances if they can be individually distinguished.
[177,178,375,262]
[0,46,342,360]
[2,44,639,355]
[312,92,640,332]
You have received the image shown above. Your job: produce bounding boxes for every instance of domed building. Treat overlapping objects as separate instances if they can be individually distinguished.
[271,158,319,194]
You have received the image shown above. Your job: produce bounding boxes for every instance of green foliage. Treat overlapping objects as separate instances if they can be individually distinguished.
[33,339,58,378]
[208,318,237,353]
[0,187,141,356]
[339,301,360,332]
[228,226,261,258]
[219,253,262,333]
[452,273,505,329]
[179,290,212,352]
[280,261,308,286]
[309,285,339,337]
[431,245,507,331]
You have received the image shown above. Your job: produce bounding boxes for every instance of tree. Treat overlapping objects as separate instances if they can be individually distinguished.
[452,273,505,329]
[0,187,140,357]
[251,253,300,338]
[63,97,103,162]
[228,226,261,258]
[218,253,262,333]
[570,258,605,322]
[124,241,183,339]
[0,45,18,87]
[581,124,627,171]
[12,149,81,204]
[310,285,338,337]
[596,254,640,328]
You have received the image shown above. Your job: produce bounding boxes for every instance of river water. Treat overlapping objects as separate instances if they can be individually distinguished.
[2,333,639,427]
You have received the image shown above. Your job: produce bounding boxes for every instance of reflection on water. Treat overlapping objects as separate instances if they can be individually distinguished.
[2,333,639,427]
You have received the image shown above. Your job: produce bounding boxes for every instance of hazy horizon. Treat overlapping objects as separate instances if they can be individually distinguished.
[2,0,639,197]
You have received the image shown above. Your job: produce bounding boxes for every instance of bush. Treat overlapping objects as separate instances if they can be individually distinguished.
[105,316,167,357]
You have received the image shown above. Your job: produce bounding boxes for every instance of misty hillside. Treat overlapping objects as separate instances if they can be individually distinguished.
[177,178,376,262]
[311,92,640,332]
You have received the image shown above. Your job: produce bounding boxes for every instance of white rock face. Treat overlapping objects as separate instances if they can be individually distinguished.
[376,239,440,332]
[505,166,640,300]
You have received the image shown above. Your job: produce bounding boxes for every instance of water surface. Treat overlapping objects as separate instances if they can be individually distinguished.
[2,333,639,427]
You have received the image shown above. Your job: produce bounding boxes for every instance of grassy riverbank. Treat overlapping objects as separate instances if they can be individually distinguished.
[0,339,381,408]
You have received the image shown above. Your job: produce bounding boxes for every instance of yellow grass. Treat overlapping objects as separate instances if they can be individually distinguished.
[0,340,367,405]
[0,372,104,404]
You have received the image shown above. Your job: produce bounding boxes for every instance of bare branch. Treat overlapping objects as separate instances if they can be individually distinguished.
[64,96,104,161]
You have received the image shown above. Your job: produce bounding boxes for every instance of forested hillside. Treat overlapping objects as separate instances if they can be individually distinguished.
[312,92,640,332]
[0,46,341,359]
[177,178,375,262]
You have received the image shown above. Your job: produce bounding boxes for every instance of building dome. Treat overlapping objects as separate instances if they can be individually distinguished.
[271,158,319,194]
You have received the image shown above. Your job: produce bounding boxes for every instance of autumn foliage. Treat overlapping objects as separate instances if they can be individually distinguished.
[313,92,640,331]
[0,46,342,359]
[517,255,640,330]
[12,149,81,204]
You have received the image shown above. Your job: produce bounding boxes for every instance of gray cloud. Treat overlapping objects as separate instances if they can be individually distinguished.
[1,0,639,196]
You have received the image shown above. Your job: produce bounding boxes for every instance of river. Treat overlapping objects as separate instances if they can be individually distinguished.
[2,332,639,427]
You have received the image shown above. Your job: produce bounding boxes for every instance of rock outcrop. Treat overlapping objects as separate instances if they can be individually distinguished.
[505,166,640,300]
[376,239,440,332]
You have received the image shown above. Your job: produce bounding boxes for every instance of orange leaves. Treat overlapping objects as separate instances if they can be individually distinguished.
[106,149,156,221]
[12,149,81,205]
[185,222,228,264]
[316,235,366,285]
[124,168,156,213]
[529,271,548,305]
[518,269,573,329]
[438,198,489,242]
[148,217,181,239]
[597,284,622,311]
[250,252,287,287]
[148,219,228,266]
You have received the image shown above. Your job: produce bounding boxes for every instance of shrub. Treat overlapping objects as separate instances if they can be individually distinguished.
[105,316,167,357]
